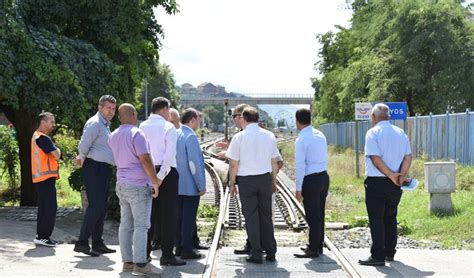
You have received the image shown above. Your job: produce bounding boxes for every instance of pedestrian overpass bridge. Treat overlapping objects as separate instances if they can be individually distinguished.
[179,94,313,107]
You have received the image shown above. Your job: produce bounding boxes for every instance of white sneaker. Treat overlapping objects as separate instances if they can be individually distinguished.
[34,238,57,247]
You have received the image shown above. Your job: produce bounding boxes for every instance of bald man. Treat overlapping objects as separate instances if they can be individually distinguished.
[169,108,181,129]
[108,103,162,276]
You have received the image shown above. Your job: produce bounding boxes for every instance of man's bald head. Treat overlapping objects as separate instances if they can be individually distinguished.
[118,103,137,124]
[169,108,181,129]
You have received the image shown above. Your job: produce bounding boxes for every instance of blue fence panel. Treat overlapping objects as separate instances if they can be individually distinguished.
[319,111,474,165]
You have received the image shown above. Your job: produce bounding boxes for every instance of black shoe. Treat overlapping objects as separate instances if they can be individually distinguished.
[266,254,276,262]
[151,241,161,251]
[74,244,100,257]
[234,246,251,255]
[160,256,186,266]
[246,256,263,264]
[194,243,209,250]
[92,243,116,254]
[385,256,394,262]
[358,256,385,266]
[294,249,319,258]
[181,251,202,260]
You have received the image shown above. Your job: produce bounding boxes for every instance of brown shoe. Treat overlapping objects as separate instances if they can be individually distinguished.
[122,262,134,272]
[132,263,161,277]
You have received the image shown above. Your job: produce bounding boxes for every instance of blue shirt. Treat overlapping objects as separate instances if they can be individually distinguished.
[295,125,328,191]
[78,112,115,165]
[176,125,206,196]
[364,121,411,177]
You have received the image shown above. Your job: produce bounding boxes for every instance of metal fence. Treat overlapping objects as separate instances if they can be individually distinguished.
[319,110,473,165]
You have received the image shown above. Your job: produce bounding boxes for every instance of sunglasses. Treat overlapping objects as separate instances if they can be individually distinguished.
[232,114,241,119]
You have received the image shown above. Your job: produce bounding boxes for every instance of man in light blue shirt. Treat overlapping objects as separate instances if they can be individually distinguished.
[74,95,116,256]
[175,108,206,260]
[359,103,412,266]
[293,108,329,259]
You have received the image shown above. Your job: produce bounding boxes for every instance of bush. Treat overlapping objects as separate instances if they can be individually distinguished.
[68,168,84,192]
[0,125,19,199]
[54,133,79,164]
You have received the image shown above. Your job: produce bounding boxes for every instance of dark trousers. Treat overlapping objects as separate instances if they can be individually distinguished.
[365,177,402,260]
[238,173,276,258]
[78,158,112,246]
[176,195,200,254]
[302,171,329,253]
[147,167,178,259]
[35,178,57,239]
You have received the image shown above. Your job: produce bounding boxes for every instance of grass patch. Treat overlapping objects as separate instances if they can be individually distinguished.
[0,163,81,207]
[280,142,474,249]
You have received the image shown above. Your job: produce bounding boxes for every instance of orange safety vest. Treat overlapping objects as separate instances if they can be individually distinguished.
[31,130,59,183]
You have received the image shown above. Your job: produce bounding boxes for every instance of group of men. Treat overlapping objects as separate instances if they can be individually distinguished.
[31,96,411,274]
[32,95,210,276]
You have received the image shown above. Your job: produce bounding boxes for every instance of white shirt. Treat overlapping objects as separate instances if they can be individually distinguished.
[226,123,279,176]
[364,121,411,177]
[139,114,177,180]
[295,126,328,191]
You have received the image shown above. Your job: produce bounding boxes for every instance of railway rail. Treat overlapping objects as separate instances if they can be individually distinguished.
[200,135,361,277]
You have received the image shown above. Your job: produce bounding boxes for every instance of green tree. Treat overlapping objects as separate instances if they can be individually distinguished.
[0,0,177,205]
[139,63,180,120]
[314,0,473,123]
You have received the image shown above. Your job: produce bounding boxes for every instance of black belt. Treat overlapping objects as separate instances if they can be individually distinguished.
[306,171,327,177]
[367,176,389,180]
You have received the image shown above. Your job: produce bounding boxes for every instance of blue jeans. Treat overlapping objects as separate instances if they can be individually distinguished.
[116,182,152,263]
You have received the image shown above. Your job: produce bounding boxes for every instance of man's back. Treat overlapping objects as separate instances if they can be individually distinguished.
[365,121,411,176]
[227,123,278,176]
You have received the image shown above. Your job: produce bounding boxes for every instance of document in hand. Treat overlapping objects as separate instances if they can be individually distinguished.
[401,178,418,191]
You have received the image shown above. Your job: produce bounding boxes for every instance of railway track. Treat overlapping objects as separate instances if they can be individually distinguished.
[200,136,361,278]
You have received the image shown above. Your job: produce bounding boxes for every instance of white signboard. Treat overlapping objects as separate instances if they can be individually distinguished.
[355,103,373,120]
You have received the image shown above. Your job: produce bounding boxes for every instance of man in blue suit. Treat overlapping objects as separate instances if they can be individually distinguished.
[175,108,206,259]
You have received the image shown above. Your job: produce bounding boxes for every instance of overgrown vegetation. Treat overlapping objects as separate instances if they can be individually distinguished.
[280,142,474,249]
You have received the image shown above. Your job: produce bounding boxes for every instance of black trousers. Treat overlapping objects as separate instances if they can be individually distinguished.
[78,158,112,245]
[365,177,402,260]
[238,173,276,258]
[302,171,329,253]
[147,166,178,259]
[176,195,200,254]
[35,178,57,239]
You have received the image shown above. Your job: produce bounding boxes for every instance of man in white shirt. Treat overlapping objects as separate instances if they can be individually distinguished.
[293,108,329,259]
[359,103,412,266]
[226,106,279,264]
[139,97,185,266]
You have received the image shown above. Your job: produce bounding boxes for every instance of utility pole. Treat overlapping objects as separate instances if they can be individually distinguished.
[144,80,148,120]
[224,99,229,141]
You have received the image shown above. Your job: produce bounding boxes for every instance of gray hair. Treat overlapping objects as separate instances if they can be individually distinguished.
[371,103,390,119]
[99,95,117,106]
[169,108,180,118]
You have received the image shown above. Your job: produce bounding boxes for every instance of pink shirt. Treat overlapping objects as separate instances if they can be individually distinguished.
[108,125,151,186]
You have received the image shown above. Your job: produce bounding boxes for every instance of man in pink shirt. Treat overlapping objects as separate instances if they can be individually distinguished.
[108,103,162,276]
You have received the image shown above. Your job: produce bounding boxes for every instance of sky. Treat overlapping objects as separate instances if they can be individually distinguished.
[154,0,353,95]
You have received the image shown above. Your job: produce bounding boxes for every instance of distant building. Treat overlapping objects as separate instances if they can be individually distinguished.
[197,82,218,94]
[180,83,197,94]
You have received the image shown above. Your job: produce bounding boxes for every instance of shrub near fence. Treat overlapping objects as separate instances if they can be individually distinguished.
[320,110,473,165]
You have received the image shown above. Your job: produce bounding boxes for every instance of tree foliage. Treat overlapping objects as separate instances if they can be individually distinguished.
[0,0,177,205]
[314,0,473,123]
[138,63,180,119]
